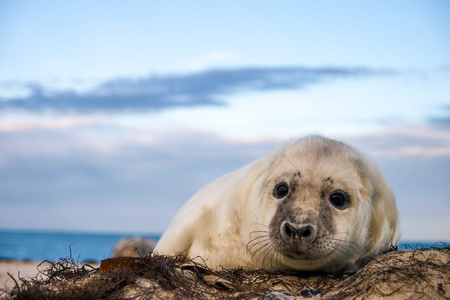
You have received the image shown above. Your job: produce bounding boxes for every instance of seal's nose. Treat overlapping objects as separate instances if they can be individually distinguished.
[281,221,316,242]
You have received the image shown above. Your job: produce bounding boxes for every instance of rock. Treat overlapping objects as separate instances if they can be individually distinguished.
[111,237,156,258]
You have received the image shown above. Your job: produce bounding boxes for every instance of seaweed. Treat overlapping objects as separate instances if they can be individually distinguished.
[1,244,449,300]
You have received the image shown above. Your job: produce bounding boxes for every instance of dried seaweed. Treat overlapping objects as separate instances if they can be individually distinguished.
[1,243,449,300]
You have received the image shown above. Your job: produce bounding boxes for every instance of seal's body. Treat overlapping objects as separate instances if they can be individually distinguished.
[155,136,400,272]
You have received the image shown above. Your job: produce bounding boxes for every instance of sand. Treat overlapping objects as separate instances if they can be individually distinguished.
[0,260,50,290]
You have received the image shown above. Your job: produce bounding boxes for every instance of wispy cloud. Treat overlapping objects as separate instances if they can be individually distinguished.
[0,66,395,113]
[343,124,450,157]
[428,105,450,128]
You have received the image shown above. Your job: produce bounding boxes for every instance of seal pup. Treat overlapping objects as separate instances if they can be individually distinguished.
[155,135,400,272]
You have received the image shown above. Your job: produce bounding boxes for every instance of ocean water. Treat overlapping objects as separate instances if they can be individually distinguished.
[0,229,447,263]
[0,230,161,263]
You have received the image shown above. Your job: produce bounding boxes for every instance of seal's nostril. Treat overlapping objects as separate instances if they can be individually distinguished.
[282,222,295,239]
[281,222,315,241]
[299,226,312,238]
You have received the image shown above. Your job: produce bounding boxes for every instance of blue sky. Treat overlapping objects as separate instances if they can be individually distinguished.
[0,1,449,240]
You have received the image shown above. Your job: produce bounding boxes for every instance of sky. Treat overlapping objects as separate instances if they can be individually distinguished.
[0,1,449,241]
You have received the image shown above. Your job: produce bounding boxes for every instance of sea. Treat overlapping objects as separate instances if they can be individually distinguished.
[0,229,447,263]
[0,230,161,263]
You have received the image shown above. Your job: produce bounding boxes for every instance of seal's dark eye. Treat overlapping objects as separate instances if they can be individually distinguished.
[329,190,350,210]
[274,182,289,199]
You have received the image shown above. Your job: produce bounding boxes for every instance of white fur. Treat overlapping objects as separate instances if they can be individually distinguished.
[155,136,400,272]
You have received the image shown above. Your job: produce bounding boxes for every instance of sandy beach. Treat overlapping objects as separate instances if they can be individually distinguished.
[0,260,50,290]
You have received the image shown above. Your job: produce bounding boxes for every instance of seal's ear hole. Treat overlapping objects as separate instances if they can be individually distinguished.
[274,182,289,199]
[329,190,350,210]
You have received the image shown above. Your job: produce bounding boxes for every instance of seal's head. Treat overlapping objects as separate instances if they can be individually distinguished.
[248,136,400,272]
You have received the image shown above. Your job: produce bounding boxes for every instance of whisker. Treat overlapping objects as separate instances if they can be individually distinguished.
[247,237,270,252]
[275,149,301,174]
[253,223,270,228]
[255,242,273,267]
[331,241,359,263]
[251,243,269,263]
[331,237,360,249]
[250,230,271,236]
[273,162,296,175]
[268,245,277,270]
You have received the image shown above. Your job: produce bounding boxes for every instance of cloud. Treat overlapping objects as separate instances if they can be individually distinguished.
[0,116,449,240]
[0,114,103,133]
[428,105,450,128]
[341,124,450,157]
[339,105,450,157]
[0,66,395,113]
[0,127,280,233]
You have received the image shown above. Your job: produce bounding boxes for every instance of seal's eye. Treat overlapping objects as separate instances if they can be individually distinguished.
[274,182,289,199]
[329,190,350,210]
